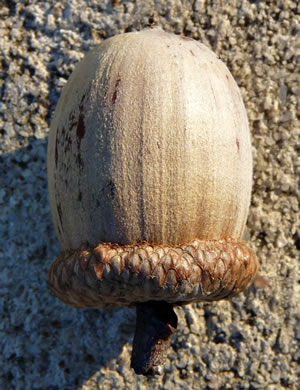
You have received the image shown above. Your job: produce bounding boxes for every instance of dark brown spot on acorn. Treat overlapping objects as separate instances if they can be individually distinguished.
[190,50,195,56]
[236,138,240,151]
[74,96,87,172]
[180,36,193,41]
[55,135,59,168]
[112,78,121,104]
[80,93,86,106]
[77,114,85,140]
[56,202,63,228]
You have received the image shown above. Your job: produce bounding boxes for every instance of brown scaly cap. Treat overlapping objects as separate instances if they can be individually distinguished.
[48,238,258,309]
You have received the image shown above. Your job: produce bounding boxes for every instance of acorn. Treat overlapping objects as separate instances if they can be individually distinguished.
[47,28,258,375]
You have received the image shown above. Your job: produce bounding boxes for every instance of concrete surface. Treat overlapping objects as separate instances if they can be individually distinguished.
[0,0,299,389]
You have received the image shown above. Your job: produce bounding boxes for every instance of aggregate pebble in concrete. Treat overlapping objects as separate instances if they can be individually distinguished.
[0,1,299,389]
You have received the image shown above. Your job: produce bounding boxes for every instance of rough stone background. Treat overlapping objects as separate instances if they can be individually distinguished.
[0,0,299,389]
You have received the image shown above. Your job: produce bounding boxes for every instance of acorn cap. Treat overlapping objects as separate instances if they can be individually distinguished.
[48,238,258,308]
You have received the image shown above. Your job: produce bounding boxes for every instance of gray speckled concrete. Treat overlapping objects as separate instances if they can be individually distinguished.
[0,1,299,389]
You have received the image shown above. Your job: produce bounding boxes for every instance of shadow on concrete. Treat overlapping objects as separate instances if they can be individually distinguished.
[0,138,136,389]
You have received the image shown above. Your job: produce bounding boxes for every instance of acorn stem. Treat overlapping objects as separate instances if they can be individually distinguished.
[131,301,178,375]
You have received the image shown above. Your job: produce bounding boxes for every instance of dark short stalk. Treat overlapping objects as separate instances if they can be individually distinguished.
[131,301,178,375]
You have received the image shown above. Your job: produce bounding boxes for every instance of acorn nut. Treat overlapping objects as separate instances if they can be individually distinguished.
[47,28,259,376]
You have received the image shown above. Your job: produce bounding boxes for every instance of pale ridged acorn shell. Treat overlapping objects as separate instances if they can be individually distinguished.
[48,28,252,253]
